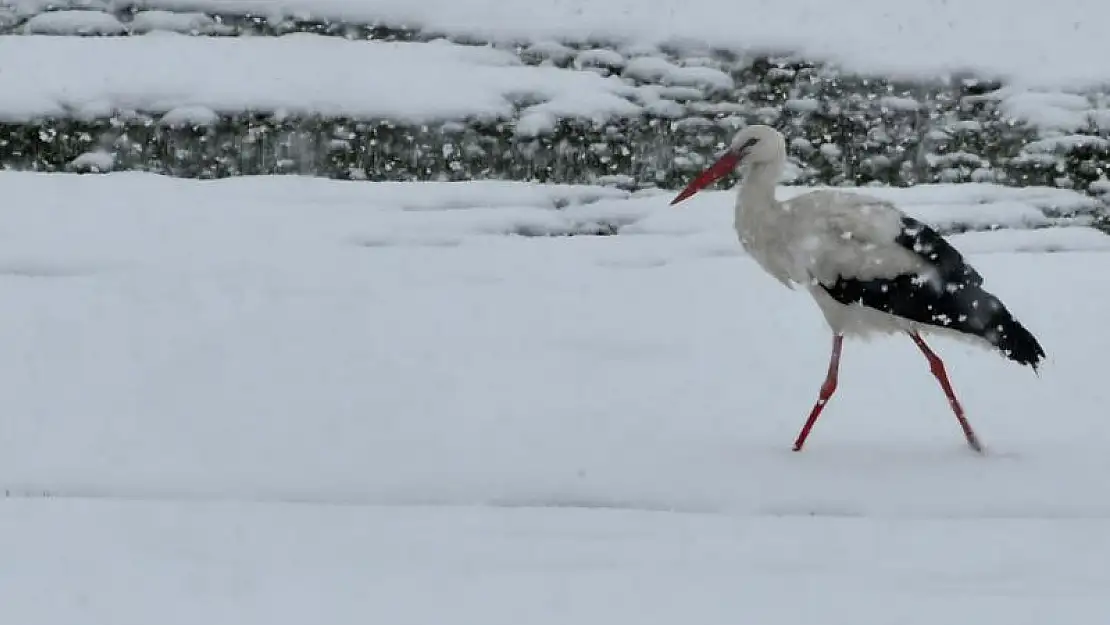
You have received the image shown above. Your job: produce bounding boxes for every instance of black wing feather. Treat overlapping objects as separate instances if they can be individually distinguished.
[821,217,1045,368]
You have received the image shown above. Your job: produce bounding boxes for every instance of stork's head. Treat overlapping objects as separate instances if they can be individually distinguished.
[669,125,786,206]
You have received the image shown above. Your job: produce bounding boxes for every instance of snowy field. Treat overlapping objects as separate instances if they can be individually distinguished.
[3,0,1110,621]
[1,172,1109,623]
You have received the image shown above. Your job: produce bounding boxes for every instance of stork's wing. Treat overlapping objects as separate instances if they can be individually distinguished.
[893,216,982,287]
[783,189,979,286]
[820,216,1044,367]
[820,215,984,319]
[785,191,928,285]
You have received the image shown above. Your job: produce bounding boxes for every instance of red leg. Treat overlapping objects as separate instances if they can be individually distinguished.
[908,332,983,453]
[793,334,844,452]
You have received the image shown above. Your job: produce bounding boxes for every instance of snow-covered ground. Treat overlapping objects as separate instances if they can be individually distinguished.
[1,172,1109,623]
[3,1,1108,620]
[5,501,1109,625]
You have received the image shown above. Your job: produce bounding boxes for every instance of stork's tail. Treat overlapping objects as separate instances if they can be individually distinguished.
[991,315,1045,370]
[972,290,1045,370]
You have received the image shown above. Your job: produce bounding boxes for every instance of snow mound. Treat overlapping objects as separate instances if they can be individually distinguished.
[159,105,220,127]
[2,0,1107,91]
[983,89,1110,132]
[129,9,221,34]
[0,34,651,124]
[67,149,114,172]
[4,0,1105,88]
[22,8,125,34]
[622,57,734,92]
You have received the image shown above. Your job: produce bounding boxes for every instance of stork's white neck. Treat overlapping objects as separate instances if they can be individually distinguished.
[737,161,782,213]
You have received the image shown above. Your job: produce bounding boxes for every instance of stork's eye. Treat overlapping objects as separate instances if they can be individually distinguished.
[736,137,758,154]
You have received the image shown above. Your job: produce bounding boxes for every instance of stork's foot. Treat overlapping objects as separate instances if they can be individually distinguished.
[965,434,984,454]
[908,332,985,453]
[792,334,844,452]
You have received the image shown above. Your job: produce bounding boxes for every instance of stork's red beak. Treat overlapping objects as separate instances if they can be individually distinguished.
[669,150,743,206]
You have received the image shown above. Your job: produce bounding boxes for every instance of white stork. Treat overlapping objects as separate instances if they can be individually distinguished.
[669,125,1045,453]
